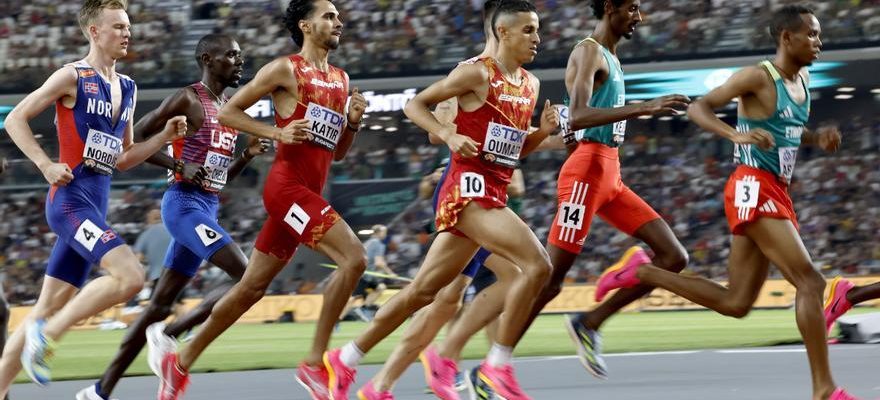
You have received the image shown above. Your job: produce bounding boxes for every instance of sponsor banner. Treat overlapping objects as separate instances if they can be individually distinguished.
[329,178,420,226]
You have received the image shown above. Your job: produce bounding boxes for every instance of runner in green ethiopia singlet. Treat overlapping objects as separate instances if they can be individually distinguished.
[572,37,627,147]
[734,60,810,184]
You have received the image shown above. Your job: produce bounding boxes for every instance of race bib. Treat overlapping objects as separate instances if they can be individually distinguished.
[557,202,586,230]
[734,179,760,209]
[284,203,311,235]
[612,94,626,143]
[305,102,345,151]
[195,223,223,247]
[558,105,575,146]
[460,172,485,198]
[202,150,233,191]
[83,128,122,175]
[74,219,103,252]
[778,146,798,183]
[482,122,527,168]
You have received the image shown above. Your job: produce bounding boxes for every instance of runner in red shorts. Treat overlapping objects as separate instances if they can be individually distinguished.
[595,5,857,399]
[151,1,368,399]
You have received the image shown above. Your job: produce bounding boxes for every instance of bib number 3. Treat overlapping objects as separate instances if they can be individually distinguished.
[734,179,760,208]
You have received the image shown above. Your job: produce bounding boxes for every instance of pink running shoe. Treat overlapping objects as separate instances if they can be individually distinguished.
[594,246,651,302]
[476,362,530,400]
[823,276,854,336]
[356,380,394,400]
[324,349,357,400]
[829,387,859,400]
[296,362,331,400]
[419,346,460,400]
[157,353,190,400]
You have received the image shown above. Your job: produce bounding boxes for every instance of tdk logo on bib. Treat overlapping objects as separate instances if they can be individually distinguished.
[203,150,233,191]
[306,103,344,151]
[83,128,121,175]
[482,122,526,168]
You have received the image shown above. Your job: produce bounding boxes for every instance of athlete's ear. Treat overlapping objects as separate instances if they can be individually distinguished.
[199,52,212,68]
[299,20,310,35]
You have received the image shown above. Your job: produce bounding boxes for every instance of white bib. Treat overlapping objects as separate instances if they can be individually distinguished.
[778,147,798,183]
[305,103,345,151]
[482,122,526,168]
[83,128,121,175]
[202,150,233,191]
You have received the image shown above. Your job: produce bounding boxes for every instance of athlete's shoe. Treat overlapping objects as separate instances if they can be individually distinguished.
[324,349,357,400]
[454,371,466,392]
[158,353,190,400]
[563,314,608,379]
[419,345,460,400]
[824,276,855,336]
[146,322,178,378]
[464,366,493,400]
[296,362,331,400]
[21,318,56,386]
[829,387,860,400]
[476,362,530,400]
[76,383,118,400]
[356,380,394,400]
[595,246,651,302]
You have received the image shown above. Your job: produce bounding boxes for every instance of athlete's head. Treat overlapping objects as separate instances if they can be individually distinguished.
[770,5,821,66]
[79,0,130,59]
[493,0,540,64]
[482,0,504,39]
[196,34,244,88]
[283,0,342,50]
[591,0,641,40]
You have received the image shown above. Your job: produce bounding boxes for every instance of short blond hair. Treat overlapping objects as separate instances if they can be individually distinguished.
[79,0,128,39]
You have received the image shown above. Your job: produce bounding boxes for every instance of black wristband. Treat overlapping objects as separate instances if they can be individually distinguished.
[173,159,184,173]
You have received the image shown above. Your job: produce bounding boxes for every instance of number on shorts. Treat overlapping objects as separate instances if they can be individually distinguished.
[195,224,223,247]
[74,219,102,252]
[460,172,485,198]
[284,203,311,235]
[734,178,760,208]
[557,202,586,230]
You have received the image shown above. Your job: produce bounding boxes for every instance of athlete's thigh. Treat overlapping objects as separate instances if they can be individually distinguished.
[548,157,614,254]
[162,239,203,279]
[45,240,93,289]
[597,184,661,236]
[455,204,547,268]
[410,232,481,292]
[314,217,364,265]
[99,244,142,277]
[743,218,816,284]
[162,192,233,274]
[727,234,771,303]
[258,186,340,260]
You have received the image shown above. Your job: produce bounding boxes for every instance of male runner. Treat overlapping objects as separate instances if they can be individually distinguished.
[595,5,856,399]
[507,0,691,380]
[153,1,367,399]
[0,0,186,396]
[824,277,880,335]
[76,33,269,400]
[328,2,559,399]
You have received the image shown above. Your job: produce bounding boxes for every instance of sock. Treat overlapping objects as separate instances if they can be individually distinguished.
[94,382,109,400]
[486,343,513,367]
[340,342,364,367]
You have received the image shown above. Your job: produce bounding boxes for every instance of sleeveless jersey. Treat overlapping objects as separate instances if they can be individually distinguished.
[452,57,537,184]
[54,60,135,207]
[734,61,810,184]
[571,38,626,147]
[268,54,349,193]
[169,82,238,192]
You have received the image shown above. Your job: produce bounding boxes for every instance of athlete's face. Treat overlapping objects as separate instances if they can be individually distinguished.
[608,0,642,40]
[498,12,541,64]
[304,0,343,50]
[783,14,822,66]
[206,39,244,88]
[90,8,131,59]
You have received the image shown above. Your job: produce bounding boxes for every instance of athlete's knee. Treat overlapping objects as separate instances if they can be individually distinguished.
[338,252,367,277]
[653,243,688,273]
[143,301,174,321]
[408,283,440,310]
[523,250,553,284]
[720,301,753,319]
[791,269,826,294]
[540,280,563,305]
[117,264,145,299]
[239,281,269,307]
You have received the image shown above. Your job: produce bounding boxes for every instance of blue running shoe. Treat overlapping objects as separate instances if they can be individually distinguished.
[564,313,607,379]
[21,318,56,386]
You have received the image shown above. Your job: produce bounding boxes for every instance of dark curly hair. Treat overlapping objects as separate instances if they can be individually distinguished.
[591,0,627,19]
[283,0,331,48]
[769,4,815,44]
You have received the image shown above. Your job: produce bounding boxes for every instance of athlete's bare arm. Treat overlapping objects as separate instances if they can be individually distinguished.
[5,66,78,185]
[521,74,559,157]
[333,82,366,161]
[794,72,841,152]
[687,66,775,150]
[133,87,201,172]
[218,57,310,144]
[405,63,489,158]
[428,98,458,144]
[566,42,689,131]
[118,88,187,171]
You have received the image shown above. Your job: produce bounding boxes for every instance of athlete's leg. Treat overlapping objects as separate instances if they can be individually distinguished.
[163,244,247,337]
[580,219,687,330]
[0,287,8,400]
[514,245,576,345]
[439,255,520,361]
[301,220,367,367]
[372,275,471,391]
[848,282,880,305]
[744,218,836,400]
[178,249,287,369]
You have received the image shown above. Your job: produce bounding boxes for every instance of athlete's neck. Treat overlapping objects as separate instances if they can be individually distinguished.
[771,52,804,82]
[199,73,227,99]
[492,49,523,84]
[591,21,622,54]
[83,50,118,81]
[478,40,499,59]
[299,43,331,72]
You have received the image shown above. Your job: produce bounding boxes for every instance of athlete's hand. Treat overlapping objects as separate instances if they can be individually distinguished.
[641,94,691,116]
[733,128,775,151]
[275,119,312,145]
[440,127,480,158]
[40,162,74,186]
[162,115,188,141]
[245,136,271,158]
[815,125,841,153]
[180,162,207,186]
[539,100,560,134]
[347,87,367,126]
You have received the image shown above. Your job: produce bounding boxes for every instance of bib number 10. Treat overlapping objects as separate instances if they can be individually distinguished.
[460,172,485,198]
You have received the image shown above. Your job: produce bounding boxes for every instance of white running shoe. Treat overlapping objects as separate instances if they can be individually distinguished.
[146,322,178,378]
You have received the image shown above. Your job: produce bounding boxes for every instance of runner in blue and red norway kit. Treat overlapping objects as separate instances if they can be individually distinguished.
[0,1,186,396]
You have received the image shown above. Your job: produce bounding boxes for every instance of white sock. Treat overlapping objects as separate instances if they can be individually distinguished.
[486,343,513,367]
[339,342,364,367]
